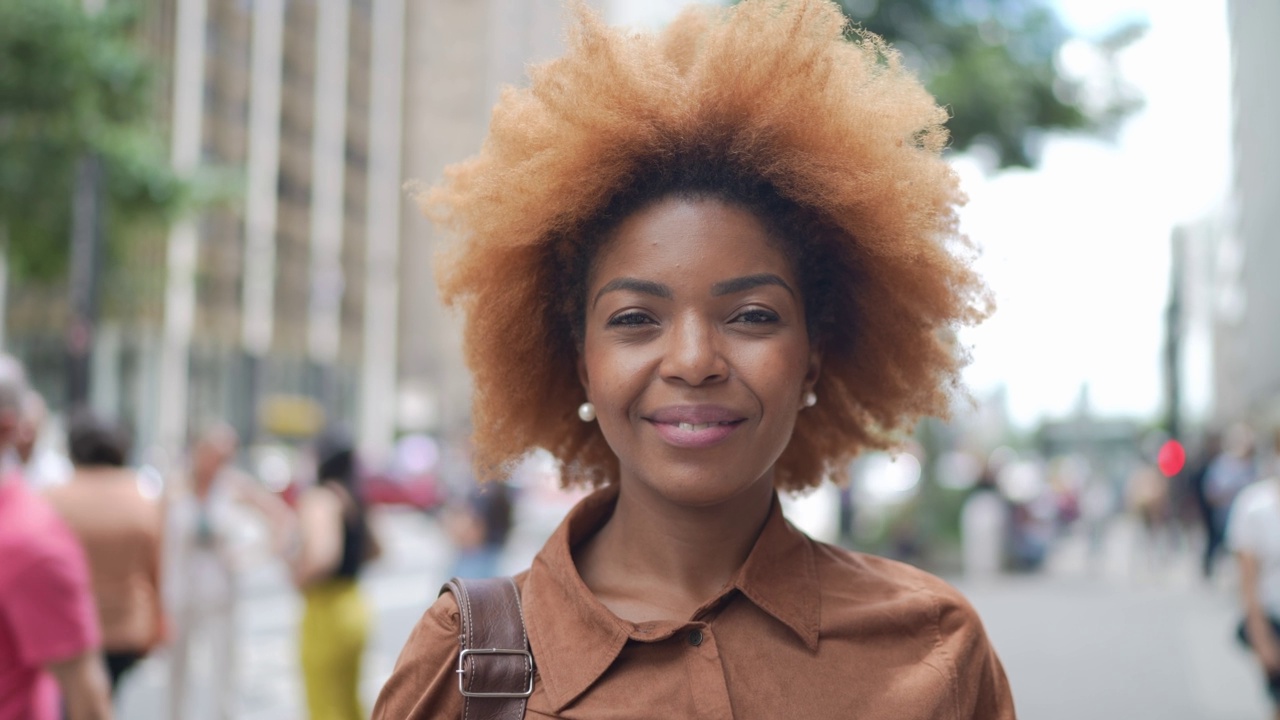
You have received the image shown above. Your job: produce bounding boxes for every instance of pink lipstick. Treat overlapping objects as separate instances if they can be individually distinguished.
[645,405,745,449]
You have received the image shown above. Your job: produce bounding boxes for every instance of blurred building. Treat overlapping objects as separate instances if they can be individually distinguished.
[1166,218,1228,433]
[1218,0,1280,428]
[1167,3,1280,436]
[1036,388,1140,488]
[4,0,628,461]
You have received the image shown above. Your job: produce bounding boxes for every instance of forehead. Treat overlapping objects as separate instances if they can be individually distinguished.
[590,197,796,288]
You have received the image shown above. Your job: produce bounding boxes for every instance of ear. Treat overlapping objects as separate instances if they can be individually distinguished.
[804,346,822,394]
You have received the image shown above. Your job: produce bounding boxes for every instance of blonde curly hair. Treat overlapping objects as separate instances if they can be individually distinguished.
[427,0,991,491]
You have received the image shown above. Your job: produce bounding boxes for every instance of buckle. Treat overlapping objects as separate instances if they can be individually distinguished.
[456,648,535,698]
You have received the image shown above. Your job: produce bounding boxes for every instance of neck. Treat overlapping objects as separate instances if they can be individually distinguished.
[74,465,129,479]
[577,473,775,623]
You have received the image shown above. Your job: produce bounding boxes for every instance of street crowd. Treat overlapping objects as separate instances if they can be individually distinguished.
[0,352,389,720]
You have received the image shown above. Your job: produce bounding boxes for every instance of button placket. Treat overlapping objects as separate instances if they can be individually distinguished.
[681,627,733,719]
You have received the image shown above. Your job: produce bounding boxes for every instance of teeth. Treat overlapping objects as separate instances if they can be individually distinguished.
[677,422,719,431]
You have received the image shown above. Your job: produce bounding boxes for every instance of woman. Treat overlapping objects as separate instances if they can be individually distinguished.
[375,1,1011,717]
[287,427,380,720]
[1228,471,1280,718]
[44,411,164,697]
[165,422,293,720]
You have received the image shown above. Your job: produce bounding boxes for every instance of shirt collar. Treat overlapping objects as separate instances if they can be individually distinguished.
[522,484,820,712]
[730,493,821,651]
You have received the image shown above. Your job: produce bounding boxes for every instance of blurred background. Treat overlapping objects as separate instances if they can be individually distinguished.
[1,0,1276,718]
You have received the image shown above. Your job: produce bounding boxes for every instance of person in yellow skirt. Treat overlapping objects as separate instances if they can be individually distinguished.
[286,426,381,720]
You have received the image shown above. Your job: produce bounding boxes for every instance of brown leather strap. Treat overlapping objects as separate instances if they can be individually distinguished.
[441,577,533,720]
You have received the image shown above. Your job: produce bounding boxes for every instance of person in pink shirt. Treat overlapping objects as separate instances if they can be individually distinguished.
[0,355,112,720]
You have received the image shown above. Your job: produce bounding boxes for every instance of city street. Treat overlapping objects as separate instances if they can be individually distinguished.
[962,520,1269,720]
[117,506,1271,719]
[7,2,1272,719]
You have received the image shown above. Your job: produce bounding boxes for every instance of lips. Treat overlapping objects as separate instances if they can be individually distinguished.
[645,405,745,449]
[672,421,728,432]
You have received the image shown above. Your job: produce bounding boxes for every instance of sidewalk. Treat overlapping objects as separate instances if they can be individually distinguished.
[117,507,1272,719]
[959,516,1270,720]
[116,508,452,720]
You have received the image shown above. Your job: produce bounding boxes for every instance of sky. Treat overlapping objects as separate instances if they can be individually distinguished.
[957,0,1232,427]
[609,0,1235,429]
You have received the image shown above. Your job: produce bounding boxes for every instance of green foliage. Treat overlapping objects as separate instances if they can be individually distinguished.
[832,0,1144,168]
[0,0,190,280]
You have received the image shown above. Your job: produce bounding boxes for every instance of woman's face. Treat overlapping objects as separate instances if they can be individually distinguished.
[580,196,820,507]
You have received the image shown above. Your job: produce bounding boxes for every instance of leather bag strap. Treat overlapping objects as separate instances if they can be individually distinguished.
[442,576,533,720]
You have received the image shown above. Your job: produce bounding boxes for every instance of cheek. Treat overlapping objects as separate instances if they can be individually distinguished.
[583,339,653,408]
[736,339,810,392]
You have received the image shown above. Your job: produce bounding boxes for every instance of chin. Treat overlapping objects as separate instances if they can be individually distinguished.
[631,461,773,508]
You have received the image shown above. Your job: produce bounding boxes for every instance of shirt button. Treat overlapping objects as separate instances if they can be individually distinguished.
[688,629,704,647]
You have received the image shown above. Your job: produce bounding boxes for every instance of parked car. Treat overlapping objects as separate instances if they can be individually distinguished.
[250,434,446,511]
[360,433,446,511]
[360,467,444,510]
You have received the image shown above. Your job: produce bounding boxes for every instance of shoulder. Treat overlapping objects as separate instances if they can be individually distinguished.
[811,541,973,614]
[1228,481,1280,542]
[302,482,345,506]
[373,588,464,719]
[1237,480,1278,510]
[0,530,70,588]
[0,488,82,569]
[811,544,1014,718]
[401,588,465,658]
[298,484,349,527]
[1230,481,1278,527]
[374,572,533,719]
[41,482,70,505]
[819,540,988,630]
[2,533,92,601]
[0,503,99,661]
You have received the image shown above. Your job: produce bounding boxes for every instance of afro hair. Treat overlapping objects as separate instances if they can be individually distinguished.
[427,0,991,491]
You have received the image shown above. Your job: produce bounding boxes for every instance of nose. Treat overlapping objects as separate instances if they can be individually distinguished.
[659,314,727,386]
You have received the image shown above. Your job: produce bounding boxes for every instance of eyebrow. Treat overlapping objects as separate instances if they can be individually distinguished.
[711,273,795,298]
[592,278,673,309]
[592,273,796,309]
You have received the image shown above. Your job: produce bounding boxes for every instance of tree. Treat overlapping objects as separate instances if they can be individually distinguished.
[0,0,189,281]
[824,0,1143,168]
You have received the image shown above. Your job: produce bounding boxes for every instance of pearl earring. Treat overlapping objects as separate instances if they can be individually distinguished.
[803,391,817,408]
[578,402,597,422]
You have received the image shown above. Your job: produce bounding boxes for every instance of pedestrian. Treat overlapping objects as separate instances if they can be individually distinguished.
[0,356,113,720]
[1227,468,1280,718]
[1079,472,1115,567]
[43,411,165,699]
[163,422,290,720]
[373,1,1011,717]
[1126,460,1173,572]
[15,389,72,490]
[444,481,514,580]
[1188,431,1223,577]
[961,472,1010,581]
[1206,422,1257,578]
[285,426,380,720]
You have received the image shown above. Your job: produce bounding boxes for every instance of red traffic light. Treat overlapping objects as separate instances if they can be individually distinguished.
[1157,440,1186,477]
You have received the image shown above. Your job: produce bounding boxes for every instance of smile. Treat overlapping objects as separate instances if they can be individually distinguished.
[644,405,747,449]
[675,421,733,432]
[649,419,742,449]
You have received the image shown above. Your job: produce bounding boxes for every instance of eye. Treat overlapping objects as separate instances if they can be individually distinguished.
[607,311,657,328]
[733,308,780,324]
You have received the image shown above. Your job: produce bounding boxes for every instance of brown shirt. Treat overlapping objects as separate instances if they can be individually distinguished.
[375,486,1015,719]
[44,469,163,653]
